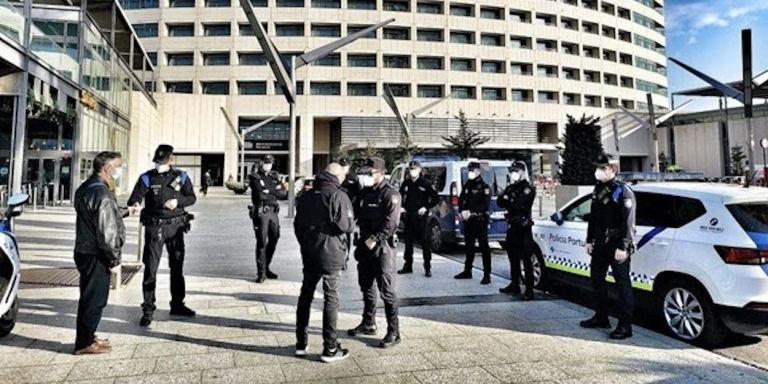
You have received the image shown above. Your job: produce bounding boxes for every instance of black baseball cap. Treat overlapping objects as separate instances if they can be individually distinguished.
[409,160,421,169]
[153,144,174,163]
[359,157,386,173]
[593,154,619,166]
[509,161,527,172]
[263,154,274,164]
[468,161,482,171]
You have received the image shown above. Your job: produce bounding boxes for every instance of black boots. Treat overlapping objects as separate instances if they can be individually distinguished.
[580,315,612,329]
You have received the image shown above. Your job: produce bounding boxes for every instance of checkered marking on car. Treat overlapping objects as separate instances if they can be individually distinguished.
[543,255,654,291]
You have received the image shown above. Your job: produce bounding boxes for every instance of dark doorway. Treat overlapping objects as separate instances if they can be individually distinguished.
[201,154,225,186]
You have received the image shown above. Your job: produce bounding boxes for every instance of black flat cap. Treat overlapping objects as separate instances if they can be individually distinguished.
[409,160,421,169]
[468,161,481,170]
[509,161,527,172]
[263,154,274,164]
[360,157,386,173]
[593,154,619,166]
[153,144,174,163]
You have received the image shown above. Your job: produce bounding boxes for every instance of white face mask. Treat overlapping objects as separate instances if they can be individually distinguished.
[594,168,608,182]
[262,163,273,173]
[359,174,374,188]
[112,166,123,181]
[156,163,170,173]
[342,165,350,175]
[467,170,478,180]
[410,169,420,179]
[509,171,521,182]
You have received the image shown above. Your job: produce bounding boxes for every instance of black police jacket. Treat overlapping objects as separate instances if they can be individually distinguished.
[498,180,536,228]
[586,178,636,251]
[294,171,355,274]
[400,176,439,214]
[354,181,401,244]
[74,177,127,268]
[249,170,286,209]
[341,172,361,203]
[128,168,197,221]
[459,176,491,218]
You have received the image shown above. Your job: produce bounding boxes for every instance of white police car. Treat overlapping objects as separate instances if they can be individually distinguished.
[532,182,768,346]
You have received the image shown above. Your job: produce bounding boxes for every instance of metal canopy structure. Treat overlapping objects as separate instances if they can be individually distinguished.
[381,83,449,138]
[672,69,768,100]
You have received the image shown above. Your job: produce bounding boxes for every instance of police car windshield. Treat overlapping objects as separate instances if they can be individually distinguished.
[461,166,509,196]
[727,203,768,233]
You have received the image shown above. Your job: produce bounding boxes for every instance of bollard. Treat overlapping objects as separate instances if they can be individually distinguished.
[136,222,144,264]
[32,186,38,211]
[59,185,65,206]
[538,195,544,217]
[43,185,49,208]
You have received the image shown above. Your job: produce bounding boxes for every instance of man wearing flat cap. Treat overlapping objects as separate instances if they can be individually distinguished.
[128,144,197,327]
[398,160,439,277]
[347,157,402,349]
[454,161,493,284]
[579,154,637,340]
[497,161,536,300]
[249,154,287,283]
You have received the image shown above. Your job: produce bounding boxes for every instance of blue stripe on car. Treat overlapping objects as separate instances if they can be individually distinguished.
[637,226,666,250]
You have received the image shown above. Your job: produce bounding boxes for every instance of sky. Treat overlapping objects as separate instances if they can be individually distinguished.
[665,0,768,111]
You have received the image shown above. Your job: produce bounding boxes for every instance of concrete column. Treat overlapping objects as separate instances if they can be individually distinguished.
[298,113,314,176]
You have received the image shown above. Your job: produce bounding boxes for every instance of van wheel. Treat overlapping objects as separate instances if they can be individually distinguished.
[656,279,728,347]
[429,220,443,253]
[0,299,18,337]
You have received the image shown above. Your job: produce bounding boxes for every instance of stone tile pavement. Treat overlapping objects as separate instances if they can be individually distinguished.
[1,188,767,384]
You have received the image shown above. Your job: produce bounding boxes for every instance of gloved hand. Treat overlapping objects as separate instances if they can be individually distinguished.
[615,249,628,263]
[461,210,471,220]
[163,199,178,210]
[365,237,377,250]
[585,243,594,256]
[418,207,428,216]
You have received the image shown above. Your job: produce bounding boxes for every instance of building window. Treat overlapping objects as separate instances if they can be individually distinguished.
[450,3,473,17]
[383,55,410,68]
[621,76,634,88]
[535,13,557,26]
[603,49,617,62]
[204,24,231,37]
[348,0,375,9]
[584,70,600,83]
[168,52,194,66]
[418,85,443,98]
[276,23,304,36]
[417,29,443,42]
[383,27,410,40]
[561,42,579,55]
[238,81,267,95]
[250,0,267,5]
[169,0,194,7]
[582,21,598,34]
[563,93,580,106]
[450,31,473,44]
[206,0,230,7]
[604,74,619,86]
[634,12,664,34]
[203,52,230,66]
[312,0,340,8]
[562,67,580,80]
[451,58,474,72]
[561,17,577,30]
[585,95,601,107]
[239,23,267,36]
[133,23,158,38]
[417,1,442,14]
[147,52,157,65]
[481,34,503,47]
[538,91,558,104]
[144,81,156,92]
[510,35,531,49]
[636,79,667,96]
[275,81,305,95]
[383,0,409,12]
[166,81,193,94]
[168,24,194,37]
[348,54,377,67]
[536,39,557,52]
[315,53,341,66]
[511,89,532,102]
[386,83,411,97]
[348,82,377,96]
[480,6,503,19]
[509,9,531,23]
[202,82,230,95]
[347,25,377,39]
[481,60,504,73]
[276,0,304,6]
[482,87,505,101]
[239,52,267,65]
[311,24,341,37]
[510,62,532,76]
[310,82,341,95]
[121,0,158,9]
[451,86,475,99]
[537,65,558,78]
[583,46,599,58]
[417,56,443,70]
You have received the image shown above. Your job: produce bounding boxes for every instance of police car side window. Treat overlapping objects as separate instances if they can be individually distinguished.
[635,192,677,228]
[563,196,592,222]
[675,197,706,227]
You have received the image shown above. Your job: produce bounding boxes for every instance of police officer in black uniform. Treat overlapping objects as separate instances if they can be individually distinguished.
[249,155,287,283]
[497,161,536,300]
[128,145,197,327]
[398,160,439,277]
[455,162,493,284]
[347,157,402,349]
[579,154,636,340]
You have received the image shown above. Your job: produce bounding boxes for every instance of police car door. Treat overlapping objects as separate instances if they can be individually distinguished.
[631,192,677,292]
[538,195,593,279]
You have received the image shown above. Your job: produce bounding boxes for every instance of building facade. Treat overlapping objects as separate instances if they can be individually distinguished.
[123,0,669,177]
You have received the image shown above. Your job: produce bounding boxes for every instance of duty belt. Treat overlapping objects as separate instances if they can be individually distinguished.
[143,215,187,226]
[596,228,622,239]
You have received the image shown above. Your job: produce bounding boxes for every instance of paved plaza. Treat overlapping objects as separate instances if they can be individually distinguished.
[2,188,768,384]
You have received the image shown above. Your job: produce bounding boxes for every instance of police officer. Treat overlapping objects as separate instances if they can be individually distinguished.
[347,157,402,349]
[497,161,536,300]
[398,160,439,277]
[339,158,361,202]
[249,155,287,283]
[454,162,493,284]
[128,145,197,327]
[579,154,636,340]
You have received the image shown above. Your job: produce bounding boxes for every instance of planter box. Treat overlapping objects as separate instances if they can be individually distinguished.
[555,184,593,211]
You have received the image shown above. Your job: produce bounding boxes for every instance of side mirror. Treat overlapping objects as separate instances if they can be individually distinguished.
[8,205,23,218]
[7,193,29,207]
[550,211,564,226]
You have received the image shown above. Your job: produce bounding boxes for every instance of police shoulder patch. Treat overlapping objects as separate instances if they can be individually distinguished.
[484,187,490,195]
[523,187,531,195]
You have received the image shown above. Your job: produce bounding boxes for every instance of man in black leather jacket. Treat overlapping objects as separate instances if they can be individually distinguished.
[73,151,137,355]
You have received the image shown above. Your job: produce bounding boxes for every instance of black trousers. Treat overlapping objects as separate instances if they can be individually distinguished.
[403,213,431,270]
[464,218,491,274]
[253,206,280,277]
[74,252,110,350]
[590,238,634,324]
[506,225,534,292]
[296,269,342,351]
[142,223,186,313]
[355,243,399,335]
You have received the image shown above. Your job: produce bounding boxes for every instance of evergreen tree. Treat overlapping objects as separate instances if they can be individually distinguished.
[442,109,490,159]
[396,129,420,164]
[730,145,746,176]
[559,114,604,185]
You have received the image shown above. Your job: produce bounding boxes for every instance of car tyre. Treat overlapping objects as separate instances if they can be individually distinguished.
[429,220,444,253]
[656,279,728,347]
[0,298,18,337]
[530,249,548,290]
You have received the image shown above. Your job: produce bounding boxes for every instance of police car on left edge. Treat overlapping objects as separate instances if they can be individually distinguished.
[530,182,768,346]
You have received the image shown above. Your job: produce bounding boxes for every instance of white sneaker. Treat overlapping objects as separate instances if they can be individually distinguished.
[294,344,309,357]
[320,345,350,363]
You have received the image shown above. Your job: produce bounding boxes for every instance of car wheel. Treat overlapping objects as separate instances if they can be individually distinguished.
[529,250,547,290]
[429,220,443,253]
[657,279,728,347]
[0,298,18,337]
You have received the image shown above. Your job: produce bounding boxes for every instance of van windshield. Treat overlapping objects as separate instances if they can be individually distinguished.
[727,203,768,233]
[461,166,510,196]
[422,166,447,192]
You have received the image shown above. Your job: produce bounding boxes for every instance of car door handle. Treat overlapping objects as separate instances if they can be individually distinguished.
[651,240,669,247]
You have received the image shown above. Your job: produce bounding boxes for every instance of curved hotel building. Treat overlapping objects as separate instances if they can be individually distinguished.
[123,0,668,180]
